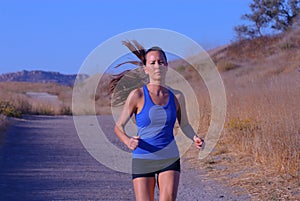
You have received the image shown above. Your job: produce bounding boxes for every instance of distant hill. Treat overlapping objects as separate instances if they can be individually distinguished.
[0,70,89,86]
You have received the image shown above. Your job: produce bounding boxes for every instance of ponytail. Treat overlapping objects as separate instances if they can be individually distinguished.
[109,40,147,106]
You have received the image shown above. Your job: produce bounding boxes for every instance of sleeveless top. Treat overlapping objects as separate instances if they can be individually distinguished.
[132,85,179,159]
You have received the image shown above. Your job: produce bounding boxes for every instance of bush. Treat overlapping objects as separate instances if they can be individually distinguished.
[60,105,72,115]
[0,100,21,117]
[226,117,259,132]
[217,60,239,72]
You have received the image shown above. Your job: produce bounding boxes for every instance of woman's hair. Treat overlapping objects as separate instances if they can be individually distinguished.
[109,40,167,106]
[143,46,167,65]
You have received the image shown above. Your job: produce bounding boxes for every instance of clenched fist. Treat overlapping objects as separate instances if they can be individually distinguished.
[127,136,140,150]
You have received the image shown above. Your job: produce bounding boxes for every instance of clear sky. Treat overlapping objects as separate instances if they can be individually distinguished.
[0,0,252,75]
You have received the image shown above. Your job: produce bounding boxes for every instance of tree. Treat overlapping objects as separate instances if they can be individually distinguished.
[234,0,300,39]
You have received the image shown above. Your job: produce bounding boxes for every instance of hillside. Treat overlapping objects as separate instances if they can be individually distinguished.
[193,28,300,200]
[0,70,89,86]
[211,27,300,76]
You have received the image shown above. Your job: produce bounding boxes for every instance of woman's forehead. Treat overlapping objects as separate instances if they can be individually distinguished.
[146,51,165,60]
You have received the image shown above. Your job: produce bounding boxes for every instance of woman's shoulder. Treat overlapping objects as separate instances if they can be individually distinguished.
[167,87,184,99]
[128,87,144,101]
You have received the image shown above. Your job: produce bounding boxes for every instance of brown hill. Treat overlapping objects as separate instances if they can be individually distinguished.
[0,70,89,86]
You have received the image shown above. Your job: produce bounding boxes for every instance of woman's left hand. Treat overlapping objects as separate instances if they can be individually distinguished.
[193,135,204,150]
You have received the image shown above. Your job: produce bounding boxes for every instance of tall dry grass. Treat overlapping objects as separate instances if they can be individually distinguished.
[200,27,300,200]
[0,82,73,116]
[0,114,7,145]
[0,114,7,129]
[224,73,300,176]
[219,28,300,177]
[172,37,299,178]
[178,51,299,177]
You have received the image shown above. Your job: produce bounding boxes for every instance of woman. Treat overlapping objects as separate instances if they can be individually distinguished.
[112,41,203,201]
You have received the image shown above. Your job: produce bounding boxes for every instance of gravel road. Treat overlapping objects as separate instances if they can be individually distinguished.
[0,115,251,200]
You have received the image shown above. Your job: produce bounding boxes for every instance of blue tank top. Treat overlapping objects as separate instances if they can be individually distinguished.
[132,85,179,159]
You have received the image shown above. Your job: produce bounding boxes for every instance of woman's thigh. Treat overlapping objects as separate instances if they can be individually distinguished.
[157,170,180,201]
[133,177,156,201]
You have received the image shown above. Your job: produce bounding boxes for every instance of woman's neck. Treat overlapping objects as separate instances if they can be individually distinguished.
[147,83,167,95]
[148,79,165,87]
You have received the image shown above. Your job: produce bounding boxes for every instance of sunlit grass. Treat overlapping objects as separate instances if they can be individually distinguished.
[0,82,73,116]
[224,73,300,176]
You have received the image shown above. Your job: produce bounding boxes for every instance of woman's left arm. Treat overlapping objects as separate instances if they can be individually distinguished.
[174,92,204,149]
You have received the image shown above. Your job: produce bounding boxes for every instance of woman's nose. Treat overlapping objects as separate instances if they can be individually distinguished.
[153,62,160,69]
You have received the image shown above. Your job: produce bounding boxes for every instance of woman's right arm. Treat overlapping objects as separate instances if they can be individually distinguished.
[114,89,141,150]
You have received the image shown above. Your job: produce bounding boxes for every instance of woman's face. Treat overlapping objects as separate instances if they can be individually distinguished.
[144,50,168,82]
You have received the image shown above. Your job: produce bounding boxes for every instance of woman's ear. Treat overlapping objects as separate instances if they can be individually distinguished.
[143,65,149,75]
[164,62,168,72]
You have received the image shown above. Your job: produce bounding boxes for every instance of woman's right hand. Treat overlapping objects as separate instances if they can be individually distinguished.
[126,136,140,150]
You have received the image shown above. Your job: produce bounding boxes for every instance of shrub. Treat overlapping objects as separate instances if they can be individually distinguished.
[217,60,239,72]
[226,117,259,132]
[60,105,72,115]
[0,100,21,117]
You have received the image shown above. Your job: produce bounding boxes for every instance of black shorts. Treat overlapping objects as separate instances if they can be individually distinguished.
[132,157,180,180]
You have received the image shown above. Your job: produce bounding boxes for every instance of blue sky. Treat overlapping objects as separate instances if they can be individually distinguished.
[0,0,252,75]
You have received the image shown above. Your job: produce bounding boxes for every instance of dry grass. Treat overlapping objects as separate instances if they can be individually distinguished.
[0,114,8,145]
[0,114,7,130]
[72,73,112,115]
[190,28,300,200]
[225,72,299,173]
[0,82,73,115]
[166,30,300,196]
[220,73,300,198]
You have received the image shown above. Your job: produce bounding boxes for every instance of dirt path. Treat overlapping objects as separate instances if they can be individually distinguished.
[0,115,251,200]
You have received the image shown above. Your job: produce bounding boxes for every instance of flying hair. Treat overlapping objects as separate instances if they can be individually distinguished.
[109,40,168,106]
[109,40,147,106]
